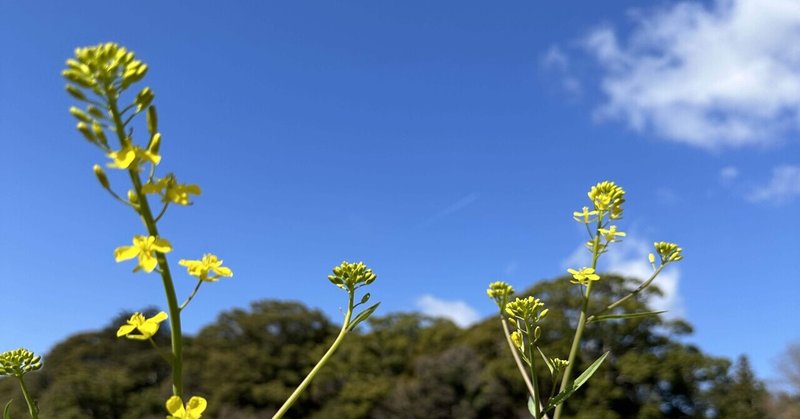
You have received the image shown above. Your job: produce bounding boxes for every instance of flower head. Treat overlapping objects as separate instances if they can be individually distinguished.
[142,174,201,206]
[654,241,684,263]
[587,181,625,215]
[505,296,547,323]
[568,267,600,285]
[327,261,376,291]
[114,235,172,273]
[179,254,233,282]
[486,281,515,311]
[166,395,207,419]
[0,349,42,378]
[116,311,168,340]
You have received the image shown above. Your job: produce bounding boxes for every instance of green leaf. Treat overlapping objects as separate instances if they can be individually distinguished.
[590,311,665,323]
[537,347,554,376]
[4,399,12,419]
[545,351,609,411]
[527,396,536,418]
[347,302,380,332]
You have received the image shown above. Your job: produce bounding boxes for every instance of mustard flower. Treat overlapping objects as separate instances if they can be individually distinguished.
[114,235,173,273]
[568,267,600,285]
[106,144,160,170]
[0,348,42,377]
[179,254,233,282]
[598,225,626,243]
[327,261,377,291]
[572,206,598,224]
[116,311,168,340]
[487,281,515,311]
[142,174,201,206]
[587,181,625,213]
[654,241,684,263]
[166,395,207,419]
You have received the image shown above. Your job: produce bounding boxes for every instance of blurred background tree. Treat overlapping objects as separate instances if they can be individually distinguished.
[0,275,789,418]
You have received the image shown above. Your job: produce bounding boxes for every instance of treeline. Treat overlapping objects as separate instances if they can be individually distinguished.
[2,275,797,418]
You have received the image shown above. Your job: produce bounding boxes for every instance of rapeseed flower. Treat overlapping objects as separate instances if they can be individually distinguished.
[114,235,172,273]
[116,311,167,340]
[179,254,233,282]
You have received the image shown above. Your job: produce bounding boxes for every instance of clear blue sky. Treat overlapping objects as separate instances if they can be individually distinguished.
[2,0,798,385]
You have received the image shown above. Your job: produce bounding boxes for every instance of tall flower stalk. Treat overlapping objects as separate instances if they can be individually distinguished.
[0,348,43,419]
[63,43,227,414]
[488,181,683,418]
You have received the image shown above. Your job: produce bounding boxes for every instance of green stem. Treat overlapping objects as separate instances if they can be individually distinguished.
[16,376,37,419]
[179,279,204,311]
[273,292,355,419]
[108,91,183,397]
[526,322,541,419]
[501,319,551,419]
[587,264,665,322]
[553,217,603,419]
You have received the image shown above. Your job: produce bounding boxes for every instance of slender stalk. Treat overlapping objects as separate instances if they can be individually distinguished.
[587,264,665,322]
[501,318,537,398]
[553,216,603,419]
[273,293,355,419]
[108,91,184,397]
[526,322,541,419]
[16,376,37,419]
[179,279,204,311]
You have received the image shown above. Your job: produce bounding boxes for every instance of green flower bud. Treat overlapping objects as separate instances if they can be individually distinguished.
[147,106,158,135]
[328,261,377,292]
[65,84,86,101]
[0,348,43,378]
[92,122,108,147]
[135,87,154,112]
[77,122,96,143]
[93,164,110,190]
[69,106,91,123]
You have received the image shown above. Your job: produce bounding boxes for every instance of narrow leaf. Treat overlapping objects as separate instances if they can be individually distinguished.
[527,396,536,418]
[4,399,12,419]
[347,302,380,332]
[537,346,554,376]
[590,311,665,323]
[545,351,609,411]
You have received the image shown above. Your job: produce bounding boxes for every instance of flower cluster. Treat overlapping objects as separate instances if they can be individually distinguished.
[506,296,549,328]
[654,241,684,263]
[143,174,201,206]
[486,281,515,310]
[0,348,42,378]
[327,261,377,291]
[587,181,626,218]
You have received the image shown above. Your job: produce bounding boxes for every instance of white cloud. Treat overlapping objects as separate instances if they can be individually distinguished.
[563,235,684,318]
[586,0,800,149]
[416,294,480,328]
[747,165,800,203]
[542,45,582,95]
[720,166,740,183]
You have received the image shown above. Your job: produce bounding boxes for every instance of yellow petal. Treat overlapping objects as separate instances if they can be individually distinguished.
[151,237,172,253]
[116,324,136,337]
[140,254,158,273]
[114,245,139,262]
[137,321,159,337]
[166,396,185,416]
[213,266,233,277]
[151,311,168,323]
[186,396,207,416]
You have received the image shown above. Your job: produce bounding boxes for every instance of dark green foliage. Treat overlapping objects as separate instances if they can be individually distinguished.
[0,275,771,418]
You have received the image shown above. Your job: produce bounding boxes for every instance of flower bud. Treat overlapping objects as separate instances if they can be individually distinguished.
[147,106,158,135]
[93,164,110,189]
[65,84,86,101]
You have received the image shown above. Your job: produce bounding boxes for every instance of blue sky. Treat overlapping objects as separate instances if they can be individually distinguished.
[2,0,799,386]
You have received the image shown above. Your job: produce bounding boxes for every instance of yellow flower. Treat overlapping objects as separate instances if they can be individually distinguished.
[116,311,167,340]
[166,395,207,419]
[568,267,600,285]
[142,174,201,206]
[179,254,233,282]
[598,225,626,242]
[106,144,161,170]
[654,241,684,263]
[572,206,598,224]
[114,235,172,273]
[587,181,625,213]
[510,330,523,350]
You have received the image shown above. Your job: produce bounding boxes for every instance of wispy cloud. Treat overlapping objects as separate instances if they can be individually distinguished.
[541,45,582,95]
[585,0,800,149]
[720,166,740,183]
[416,294,481,328]
[563,234,684,318]
[747,165,800,204]
[420,192,479,227]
